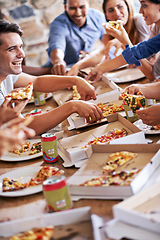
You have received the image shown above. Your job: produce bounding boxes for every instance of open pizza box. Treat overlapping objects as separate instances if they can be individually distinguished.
[67,144,160,200]
[112,181,160,234]
[67,88,125,130]
[104,218,160,240]
[0,206,103,240]
[52,75,121,106]
[58,113,146,167]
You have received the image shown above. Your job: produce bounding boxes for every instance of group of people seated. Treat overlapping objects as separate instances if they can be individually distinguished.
[1,0,160,156]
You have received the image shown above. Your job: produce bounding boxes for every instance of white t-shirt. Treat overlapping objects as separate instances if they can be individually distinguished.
[0,75,19,106]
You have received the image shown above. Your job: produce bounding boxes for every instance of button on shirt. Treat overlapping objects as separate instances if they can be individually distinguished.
[46,8,106,66]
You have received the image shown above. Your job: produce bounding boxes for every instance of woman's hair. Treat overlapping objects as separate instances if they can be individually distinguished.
[102,0,139,45]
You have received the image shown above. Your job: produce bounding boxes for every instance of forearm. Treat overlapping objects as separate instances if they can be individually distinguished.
[139,59,155,81]
[33,75,80,92]
[95,54,127,74]
[138,81,160,100]
[28,101,75,135]
[50,49,65,65]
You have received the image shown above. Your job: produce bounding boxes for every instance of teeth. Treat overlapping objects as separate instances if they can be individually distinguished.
[13,62,21,66]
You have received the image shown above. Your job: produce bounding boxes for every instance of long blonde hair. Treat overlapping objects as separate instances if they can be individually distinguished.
[103,0,139,45]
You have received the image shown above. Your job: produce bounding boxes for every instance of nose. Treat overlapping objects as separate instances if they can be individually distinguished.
[114,8,121,20]
[139,6,143,14]
[75,7,82,16]
[17,47,25,58]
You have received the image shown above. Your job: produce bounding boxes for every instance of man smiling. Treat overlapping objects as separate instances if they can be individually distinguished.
[0,20,103,134]
[43,0,106,75]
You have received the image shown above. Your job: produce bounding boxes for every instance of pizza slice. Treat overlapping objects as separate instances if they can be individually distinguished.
[80,168,140,187]
[2,177,28,192]
[7,82,33,100]
[81,128,127,148]
[97,102,124,117]
[10,141,31,155]
[29,142,42,155]
[121,91,146,112]
[9,226,54,240]
[29,166,64,186]
[102,151,137,173]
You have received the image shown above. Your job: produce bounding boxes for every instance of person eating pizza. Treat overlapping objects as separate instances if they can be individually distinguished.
[0,19,103,135]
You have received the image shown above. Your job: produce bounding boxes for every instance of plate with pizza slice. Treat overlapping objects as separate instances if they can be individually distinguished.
[0,165,64,197]
[0,139,42,162]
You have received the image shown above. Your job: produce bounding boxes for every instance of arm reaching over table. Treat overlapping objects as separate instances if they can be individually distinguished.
[87,34,160,82]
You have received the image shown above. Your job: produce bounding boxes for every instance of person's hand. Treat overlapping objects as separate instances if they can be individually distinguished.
[70,100,103,123]
[122,84,142,95]
[76,77,96,101]
[104,38,124,59]
[136,103,160,126]
[0,117,35,156]
[67,64,80,76]
[51,60,66,75]
[103,21,132,46]
[0,97,29,125]
[86,68,103,83]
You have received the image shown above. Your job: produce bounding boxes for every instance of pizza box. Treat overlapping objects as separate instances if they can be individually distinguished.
[67,144,160,199]
[67,88,125,130]
[0,206,102,240]
[104,218,160,240]
[52,75,121,106]
[113,181,160,234]
[58,113,145,167]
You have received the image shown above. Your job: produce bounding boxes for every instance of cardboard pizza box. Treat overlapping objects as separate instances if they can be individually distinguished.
[67,89,125,130]
[52,75,121,106]
[104,218,160,240]
[58,114,143,167]
[113,181,160,234]
[67,144,160,199]
[0,207,101,240]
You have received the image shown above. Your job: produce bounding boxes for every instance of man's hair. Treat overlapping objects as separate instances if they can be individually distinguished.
[0,19,23,45]
[64,0,67,6]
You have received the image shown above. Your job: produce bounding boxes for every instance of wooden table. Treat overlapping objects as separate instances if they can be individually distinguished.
[0,76,159,239]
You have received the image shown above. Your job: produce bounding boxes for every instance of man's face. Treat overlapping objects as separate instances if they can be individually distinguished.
[0,32,25,80]
[65,0,89,28]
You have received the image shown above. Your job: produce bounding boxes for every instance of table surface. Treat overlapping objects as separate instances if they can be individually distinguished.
[0,74,159,240]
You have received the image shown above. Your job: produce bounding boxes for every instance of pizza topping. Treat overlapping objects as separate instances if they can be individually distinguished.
[2,177,28,192]
[80,168,140,187]
[121,91,146,112]
[10,142,31,155]
[9,226,54,240]
[2,166,64,192]
[72,85,81,100]
[29,142,42,155]
[97,102,124,117]
[102,151,137,173]
[82,128,127,148]
[7,82,33,101]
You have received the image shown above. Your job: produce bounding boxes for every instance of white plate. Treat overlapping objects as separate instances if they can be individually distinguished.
[0,166,42,197]
[105,68,145,83]
[134,119,160,134]
[0,139,42,161]
[28,92,52,104]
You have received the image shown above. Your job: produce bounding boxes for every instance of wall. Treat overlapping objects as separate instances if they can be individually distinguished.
[0,0,103,67]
